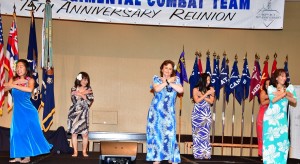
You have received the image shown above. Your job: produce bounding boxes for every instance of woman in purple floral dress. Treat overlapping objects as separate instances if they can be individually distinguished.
[191,73,215,159]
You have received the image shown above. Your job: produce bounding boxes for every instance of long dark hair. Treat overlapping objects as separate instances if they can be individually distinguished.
[160,60,175,77]
[194,73,211,94]
[262,78,270,94]
[74,72,91,88]
[13,59,32,80]
[270,69,289,88]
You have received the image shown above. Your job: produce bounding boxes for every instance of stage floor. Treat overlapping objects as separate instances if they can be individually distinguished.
[1,151,300,164]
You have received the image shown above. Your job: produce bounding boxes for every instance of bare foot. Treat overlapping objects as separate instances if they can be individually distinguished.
[82,152,89,157]
[20,157,30,163]
[9,158,21,163]
[72,152,78,157]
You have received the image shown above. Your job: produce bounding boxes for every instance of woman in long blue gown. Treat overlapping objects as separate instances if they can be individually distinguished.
[191,73,215,159]
[146,60,184,164]
[4,59,52,163]
[263,69,297,164]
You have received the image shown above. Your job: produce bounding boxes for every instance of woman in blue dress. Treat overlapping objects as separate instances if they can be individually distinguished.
[4,59,53,163]
[191,73,215,159]
[263,69,297,164]
[146,60,183,164]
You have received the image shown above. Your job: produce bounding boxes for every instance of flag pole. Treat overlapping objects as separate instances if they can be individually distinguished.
[178,96,182,144]
[221,87,226,155]
[240,53,247,156]
[249,97,255,156]
[178,45,184,145]
[211,52,219,155]
[249,54,260,156]
[231,90,236,156]
[231,55,238,156]
[221,54,228,155]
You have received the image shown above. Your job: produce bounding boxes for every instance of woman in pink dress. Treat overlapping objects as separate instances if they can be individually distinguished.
[256,78,270,157]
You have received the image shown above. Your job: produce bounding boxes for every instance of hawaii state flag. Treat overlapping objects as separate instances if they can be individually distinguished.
[4,12,19,111]
[211,57,221,100]
[241,58,250,100]
[189,57,200,98]
[249,60,261,102]
[175,51,188,86]
[0,14,5,115]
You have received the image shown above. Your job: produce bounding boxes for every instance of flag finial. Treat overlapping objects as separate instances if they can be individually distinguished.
[195,50,199,57]
[266,54,269,60]
[235,54,238,61]
[206,50,210,56]
[244,52,247,60]
[223,51,227,57]
[274,52,277,59]
[255,53,260,60]
[13,3,16,14]
[226,58,229,64]
[213,51,217,58]
[286,55,288,62]
[217,54,220,60]
[183,45,184,52]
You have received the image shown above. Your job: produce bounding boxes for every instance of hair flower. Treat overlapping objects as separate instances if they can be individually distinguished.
[76,73,82,81]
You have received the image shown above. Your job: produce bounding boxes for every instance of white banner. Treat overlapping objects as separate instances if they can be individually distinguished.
[0,0,285,29]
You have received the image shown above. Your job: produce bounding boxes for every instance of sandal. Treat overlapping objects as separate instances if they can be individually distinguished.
[20,157,30,163]
[9,158,21,163]
[72,153,78,157]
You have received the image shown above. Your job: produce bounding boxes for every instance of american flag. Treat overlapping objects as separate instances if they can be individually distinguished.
[0,14,5,115]
[4,13,19,111]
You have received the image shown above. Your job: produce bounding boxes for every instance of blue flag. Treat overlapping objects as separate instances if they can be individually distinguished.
[189,57,200,98]
[205,55,211,76]
[226,60,242,104]
[40,69,55,132]
[211,57,221,100]
[220,57,229,88]
[40,1,55,132]
[241,58,251,100]
[176,51,188,86]
[27,12,41,110]
[284,61,290,84]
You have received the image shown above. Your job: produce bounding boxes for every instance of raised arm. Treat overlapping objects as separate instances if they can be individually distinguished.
[193,87,215,104]
[4,78,34,93]
[168,76,183,93]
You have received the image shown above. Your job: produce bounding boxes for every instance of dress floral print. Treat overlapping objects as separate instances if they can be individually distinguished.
[67,86,94,134]
[263,84,297,164]
[146,75,181,163]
